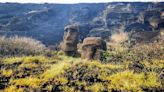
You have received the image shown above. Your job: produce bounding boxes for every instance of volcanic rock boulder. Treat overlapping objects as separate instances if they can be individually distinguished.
[61,24,79,56]
[81,37,106,60]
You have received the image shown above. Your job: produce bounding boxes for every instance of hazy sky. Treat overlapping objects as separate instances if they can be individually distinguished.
[0,0,162,4]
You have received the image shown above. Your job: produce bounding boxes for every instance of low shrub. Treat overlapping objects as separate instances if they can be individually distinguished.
[0,36,47,57]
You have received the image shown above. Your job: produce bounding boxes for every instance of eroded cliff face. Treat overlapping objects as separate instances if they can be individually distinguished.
[0,2,163,45]
[0,3,105,45]
[88,2,164,40]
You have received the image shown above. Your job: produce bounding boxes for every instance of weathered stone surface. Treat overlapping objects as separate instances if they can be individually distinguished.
[88,28,111,39]
[130,31,160,41]
[0,3,164,45]
[81,37,106,60]
[158,20,164,37]
[158,20,164,29]
[140,10,161,28]
[126,22,160,41]
[125,22,153,32]
[61,24,79,56]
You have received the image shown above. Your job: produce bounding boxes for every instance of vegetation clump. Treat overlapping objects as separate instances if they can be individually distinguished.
[0,35,163,92]
[0,36,47,57]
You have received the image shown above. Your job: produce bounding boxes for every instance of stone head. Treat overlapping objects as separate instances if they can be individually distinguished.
[61,24,79,55]
[81,37,106,60]
[63,25,79,45]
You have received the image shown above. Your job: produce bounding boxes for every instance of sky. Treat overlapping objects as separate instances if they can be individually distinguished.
[0,0,163,4]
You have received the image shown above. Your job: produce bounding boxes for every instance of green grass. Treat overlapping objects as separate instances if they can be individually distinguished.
[1,54,163,92]
[0,36,164,92]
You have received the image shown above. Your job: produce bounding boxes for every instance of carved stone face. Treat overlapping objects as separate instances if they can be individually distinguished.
[81,37,106,60]
[82,45,101,60]
[61,25,79,55]
[63,28,78,45]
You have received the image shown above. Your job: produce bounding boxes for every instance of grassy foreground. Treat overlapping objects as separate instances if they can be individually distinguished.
[0,53,164,92]
[0,35,164,92]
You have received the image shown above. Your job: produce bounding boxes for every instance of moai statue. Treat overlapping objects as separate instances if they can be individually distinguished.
[81,37,106,60]
[61,24,79,56]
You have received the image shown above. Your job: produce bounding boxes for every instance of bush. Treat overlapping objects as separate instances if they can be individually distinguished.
[130,38,164,62]
[105,33,164,63]
[0,36,47,56]
[101,51,113,63]
[110,31,129,44]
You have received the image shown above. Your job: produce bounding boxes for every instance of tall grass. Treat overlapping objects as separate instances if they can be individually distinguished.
[110,31,129,44]
[0,36,46,56]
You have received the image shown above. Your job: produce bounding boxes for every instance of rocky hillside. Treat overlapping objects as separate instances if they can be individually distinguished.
[0,3,164,91]
[0,2,163,45]
[0,3,105,45]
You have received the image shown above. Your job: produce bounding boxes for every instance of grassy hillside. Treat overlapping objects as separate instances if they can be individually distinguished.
[0,35,164,92]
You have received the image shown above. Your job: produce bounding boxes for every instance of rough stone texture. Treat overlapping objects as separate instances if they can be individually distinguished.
[81,37,106,60]
[141,10,161,28]
[88,28,111,39]
[125,22,153,32]
[0,3,164,45]
[61,24,79,56]
[158,20,164,29]
[130,31,160,41]
[126,22,160,41]
[158,20,164,37]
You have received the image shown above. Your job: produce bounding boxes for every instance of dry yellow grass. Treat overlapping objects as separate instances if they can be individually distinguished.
[110,31,129,44]
[0,34,164,92]
[0,36,46,56]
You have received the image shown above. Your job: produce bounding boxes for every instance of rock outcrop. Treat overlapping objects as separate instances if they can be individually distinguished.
[87,2,164,42]
[0,3,164,45]
[130,30,160,42]
[81,37,106,60]
[140,10,161,28]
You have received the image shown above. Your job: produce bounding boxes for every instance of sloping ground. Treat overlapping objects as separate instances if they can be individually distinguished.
[0,2,164,45]
[0,38,164,92]
[0,3,105,45]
